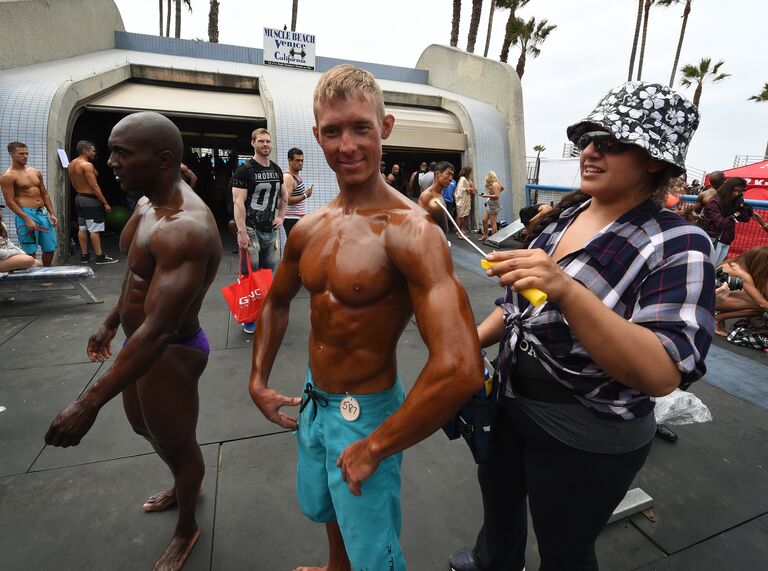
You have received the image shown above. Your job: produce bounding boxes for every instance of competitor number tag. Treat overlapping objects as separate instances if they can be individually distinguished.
[340,396,360,421]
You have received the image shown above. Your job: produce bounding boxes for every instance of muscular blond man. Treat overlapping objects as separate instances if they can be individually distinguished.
[248,64,483,571]
[68,140,117,264]
[1,142,58,266]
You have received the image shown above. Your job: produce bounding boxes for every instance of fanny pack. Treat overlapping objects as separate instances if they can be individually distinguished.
[442,353,499,464]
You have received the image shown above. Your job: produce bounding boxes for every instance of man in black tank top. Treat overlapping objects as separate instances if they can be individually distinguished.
[231,128,289,333]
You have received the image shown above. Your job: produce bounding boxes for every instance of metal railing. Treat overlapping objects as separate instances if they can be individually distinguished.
[733,155,767,168]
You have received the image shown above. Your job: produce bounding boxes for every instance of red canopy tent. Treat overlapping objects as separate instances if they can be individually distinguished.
[704,160,768,257]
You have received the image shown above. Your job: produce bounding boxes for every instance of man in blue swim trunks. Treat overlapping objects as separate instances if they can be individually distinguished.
[45,112,222,571]
[248,64,484,571]
[1,142,58,266]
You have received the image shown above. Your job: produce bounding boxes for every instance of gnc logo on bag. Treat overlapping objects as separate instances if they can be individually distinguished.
[239,288,263,306]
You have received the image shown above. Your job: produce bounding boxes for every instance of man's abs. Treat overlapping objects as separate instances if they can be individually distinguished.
[12,186,44,208]
[307,299,411,394]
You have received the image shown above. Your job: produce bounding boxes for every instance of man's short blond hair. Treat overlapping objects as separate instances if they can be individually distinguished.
[251,127,270,141]
[313,64,385,124]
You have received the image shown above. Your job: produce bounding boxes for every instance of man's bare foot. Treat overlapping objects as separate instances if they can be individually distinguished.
[152,527,200,571]
[143,489,176,512]
[143,486,203,512]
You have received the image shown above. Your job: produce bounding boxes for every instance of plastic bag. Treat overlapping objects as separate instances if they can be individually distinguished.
[654,389,712,425]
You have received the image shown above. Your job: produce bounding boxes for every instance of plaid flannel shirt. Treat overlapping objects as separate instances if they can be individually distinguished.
[500,199,716,420]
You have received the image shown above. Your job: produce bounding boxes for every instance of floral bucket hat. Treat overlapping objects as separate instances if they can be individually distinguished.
[566,81,699,175]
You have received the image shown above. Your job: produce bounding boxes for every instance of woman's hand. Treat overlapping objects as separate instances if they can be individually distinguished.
[485,249,576,303]
[723,261,749,282]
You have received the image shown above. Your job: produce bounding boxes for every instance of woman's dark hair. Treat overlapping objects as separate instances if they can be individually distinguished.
[715,177,747,214]
[524,190,590,246]
[459,166,473,179]
[733,245,768,295]
[0,219,7,240]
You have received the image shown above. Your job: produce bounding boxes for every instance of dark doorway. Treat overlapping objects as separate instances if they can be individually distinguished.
[381,147,462,198]
[68,109,264,229]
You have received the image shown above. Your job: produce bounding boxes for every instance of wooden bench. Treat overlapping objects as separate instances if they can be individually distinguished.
[0,266,103,304]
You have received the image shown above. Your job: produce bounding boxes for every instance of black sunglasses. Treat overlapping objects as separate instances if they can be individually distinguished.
[575,131,631,154]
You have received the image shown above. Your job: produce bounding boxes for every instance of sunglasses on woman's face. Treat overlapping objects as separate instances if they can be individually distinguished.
[576,131,631,154]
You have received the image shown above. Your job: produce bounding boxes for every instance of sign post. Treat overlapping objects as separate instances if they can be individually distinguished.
[263,27,316,70]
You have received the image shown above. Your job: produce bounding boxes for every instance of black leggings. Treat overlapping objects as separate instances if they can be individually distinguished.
[473,399,652,571]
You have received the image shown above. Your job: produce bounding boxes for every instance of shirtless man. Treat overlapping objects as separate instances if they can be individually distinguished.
[1,142,58,266]
[418,160,455,235]
[248,64,483,571]
[45,112,221,571]
[693,170,725,219]
[180,163,198,189]
[68,140,118,264]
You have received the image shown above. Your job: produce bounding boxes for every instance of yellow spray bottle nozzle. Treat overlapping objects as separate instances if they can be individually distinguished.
[480,259,548,307]
[430,198,548,308]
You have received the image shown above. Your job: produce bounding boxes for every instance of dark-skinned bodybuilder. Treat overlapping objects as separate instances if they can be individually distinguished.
[45,112,222,571]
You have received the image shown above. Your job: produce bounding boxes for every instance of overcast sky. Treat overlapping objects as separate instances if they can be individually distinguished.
[114,0,767,176]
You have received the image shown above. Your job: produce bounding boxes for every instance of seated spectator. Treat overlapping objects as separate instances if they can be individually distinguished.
[0,214,42,276]
[715,246,768,336]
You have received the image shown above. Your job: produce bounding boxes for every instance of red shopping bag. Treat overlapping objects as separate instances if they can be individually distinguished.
[221,251,273,323]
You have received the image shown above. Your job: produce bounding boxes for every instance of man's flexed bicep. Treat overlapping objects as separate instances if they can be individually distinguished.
[369,216,483,458]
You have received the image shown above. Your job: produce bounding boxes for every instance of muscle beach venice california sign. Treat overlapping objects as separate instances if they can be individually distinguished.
[263,27,316,70]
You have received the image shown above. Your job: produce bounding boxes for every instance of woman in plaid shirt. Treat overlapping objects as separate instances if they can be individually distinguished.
[451,83,716,571]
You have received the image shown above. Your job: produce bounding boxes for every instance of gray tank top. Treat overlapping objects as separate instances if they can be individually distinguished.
[510,344,656,454]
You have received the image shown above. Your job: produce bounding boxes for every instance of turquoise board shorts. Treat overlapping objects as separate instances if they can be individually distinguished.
[297,368,406,571]
[14,206,56,254]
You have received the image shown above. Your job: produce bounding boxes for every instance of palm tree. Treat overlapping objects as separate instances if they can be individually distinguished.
[159,0,164,36]
[636,0,655,80]
[208,0,219,43]
[175,0,193,39]
[657,0,693,87]
[450,0,461,47]
[291,0,298,31]
[533,144,546,183]
[748,83,768,102]
[499,0,530,63]
[165,0,172,36]
[484,0,505,58]
[627,0,644,80]
[466,0,484,53]
[508,16,556,79]
[679,58,729,107]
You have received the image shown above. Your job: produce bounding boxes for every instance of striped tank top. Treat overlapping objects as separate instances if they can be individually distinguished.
[285,173,306,220]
